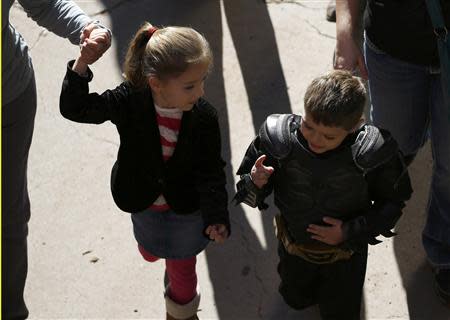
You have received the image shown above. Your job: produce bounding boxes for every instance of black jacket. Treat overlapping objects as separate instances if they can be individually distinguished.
[60,61,229,231]
[236,115,412,249]
[365,0,450,66]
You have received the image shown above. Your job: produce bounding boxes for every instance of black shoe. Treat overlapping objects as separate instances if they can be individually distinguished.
[433,268,450,307]
[326,1,336,23]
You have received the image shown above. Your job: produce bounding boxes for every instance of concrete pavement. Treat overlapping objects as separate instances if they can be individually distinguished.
[9,0,449,319]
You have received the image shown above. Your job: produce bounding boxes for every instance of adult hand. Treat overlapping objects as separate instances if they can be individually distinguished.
[334,38,368,80]
[307,217,345,245]
[250,155,274,189]
[205,224,229,244]
[79,23,111,65]
[334,0,368,79]
[80,21,111,45]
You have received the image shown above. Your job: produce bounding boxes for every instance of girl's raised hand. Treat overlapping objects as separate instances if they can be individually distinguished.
[205,224,229,244]
[250,155,274,189]
[79,28,111,65]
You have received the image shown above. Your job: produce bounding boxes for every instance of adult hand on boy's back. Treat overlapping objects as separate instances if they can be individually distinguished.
[251,155,274,189]
[205,224,229,244]
[307,217,344,245]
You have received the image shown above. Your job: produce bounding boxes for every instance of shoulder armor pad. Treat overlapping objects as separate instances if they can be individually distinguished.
[259,114,299,160]
[352,125,398,171]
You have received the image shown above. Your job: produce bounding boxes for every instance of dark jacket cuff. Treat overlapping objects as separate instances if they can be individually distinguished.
[67,60,93,82]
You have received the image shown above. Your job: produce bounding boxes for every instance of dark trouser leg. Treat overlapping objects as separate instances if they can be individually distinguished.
[277,242,319,310]
[317,246,368,320]
[2,75,37,320]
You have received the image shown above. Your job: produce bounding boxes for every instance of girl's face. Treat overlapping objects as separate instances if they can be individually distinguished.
[300,112,351,154]
[150,62,209,111]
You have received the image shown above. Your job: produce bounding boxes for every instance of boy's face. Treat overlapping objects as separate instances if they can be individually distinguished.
[300,112,351,154]
[150,62,209,111]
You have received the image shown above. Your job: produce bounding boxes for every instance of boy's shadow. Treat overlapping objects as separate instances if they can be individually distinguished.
[100,0,321,318]
[393,143,450,319]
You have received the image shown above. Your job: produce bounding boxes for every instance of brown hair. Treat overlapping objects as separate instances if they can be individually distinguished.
[304,70,367,130]
[123,22,213,88]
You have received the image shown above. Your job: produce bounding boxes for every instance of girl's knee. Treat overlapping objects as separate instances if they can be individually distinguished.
[138,244,160,262]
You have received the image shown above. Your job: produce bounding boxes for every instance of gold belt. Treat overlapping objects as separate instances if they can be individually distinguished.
[274,214,353,264]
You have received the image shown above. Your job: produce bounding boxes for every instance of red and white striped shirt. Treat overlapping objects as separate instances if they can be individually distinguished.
[150,104,183,211]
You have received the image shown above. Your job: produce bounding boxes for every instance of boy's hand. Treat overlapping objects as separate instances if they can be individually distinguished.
[251,155,274,189]
[205,224,229,244]
[307,217,344,245]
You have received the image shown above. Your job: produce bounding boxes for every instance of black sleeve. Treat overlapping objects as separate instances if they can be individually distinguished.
[60,60,130,125]
[343,152,413,245]
[193,102,230,234]
[234,135,276,209]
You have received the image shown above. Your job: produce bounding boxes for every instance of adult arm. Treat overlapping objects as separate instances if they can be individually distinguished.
[18,0,92,45]
[18,0,111,62]
[335,0,368,79]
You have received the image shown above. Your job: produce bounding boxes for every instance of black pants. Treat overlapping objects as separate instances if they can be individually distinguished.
[2,74,37,320]
[277,241,368,320]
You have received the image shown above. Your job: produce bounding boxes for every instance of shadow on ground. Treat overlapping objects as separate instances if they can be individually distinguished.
[393,143,450,319]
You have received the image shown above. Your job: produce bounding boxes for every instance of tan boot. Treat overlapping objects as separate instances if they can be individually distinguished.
[166,312,199,320]
[165,293,200,320]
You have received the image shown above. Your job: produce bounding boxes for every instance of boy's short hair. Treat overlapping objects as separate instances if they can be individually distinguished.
[304,70,367,131]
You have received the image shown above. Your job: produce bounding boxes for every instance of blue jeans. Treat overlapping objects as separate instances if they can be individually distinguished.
[365,38,450,267]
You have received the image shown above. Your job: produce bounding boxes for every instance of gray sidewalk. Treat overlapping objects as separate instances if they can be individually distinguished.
[10,0,449,319]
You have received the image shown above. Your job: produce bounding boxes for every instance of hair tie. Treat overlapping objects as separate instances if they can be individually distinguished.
[148,26,158,38]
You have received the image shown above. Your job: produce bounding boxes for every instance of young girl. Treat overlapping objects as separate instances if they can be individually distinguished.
[60,22,230,320]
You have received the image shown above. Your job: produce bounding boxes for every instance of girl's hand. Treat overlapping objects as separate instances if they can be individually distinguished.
[250,155,274,189]
[205,224,229,244]
[307,217,344,245]
[79,28,111,65]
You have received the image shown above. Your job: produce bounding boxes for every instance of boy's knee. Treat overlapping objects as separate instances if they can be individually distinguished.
[278,282,315,310]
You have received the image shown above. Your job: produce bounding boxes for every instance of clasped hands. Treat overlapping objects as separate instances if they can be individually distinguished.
[78,22,112,65]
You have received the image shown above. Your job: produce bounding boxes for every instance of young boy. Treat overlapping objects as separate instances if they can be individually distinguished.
[234,70,412,319]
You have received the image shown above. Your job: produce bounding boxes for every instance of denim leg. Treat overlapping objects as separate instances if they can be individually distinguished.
[364,40,430,156]
[365,40,450,267]
[423,74,450,267]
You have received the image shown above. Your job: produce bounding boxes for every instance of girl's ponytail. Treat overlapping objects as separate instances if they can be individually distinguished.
[123,22,155,88]
[123,22,212,89]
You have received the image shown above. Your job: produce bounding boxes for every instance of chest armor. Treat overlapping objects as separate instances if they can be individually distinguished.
[273,136,371,244]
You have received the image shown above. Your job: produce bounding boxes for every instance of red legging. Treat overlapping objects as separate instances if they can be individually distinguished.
[138,245,197,304]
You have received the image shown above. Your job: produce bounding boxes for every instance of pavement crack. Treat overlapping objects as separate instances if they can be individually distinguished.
[28,28,48,51]
[68,123,119,147]
[305,19,336,40]
[254,271,267,319]
[84,132,119,147]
